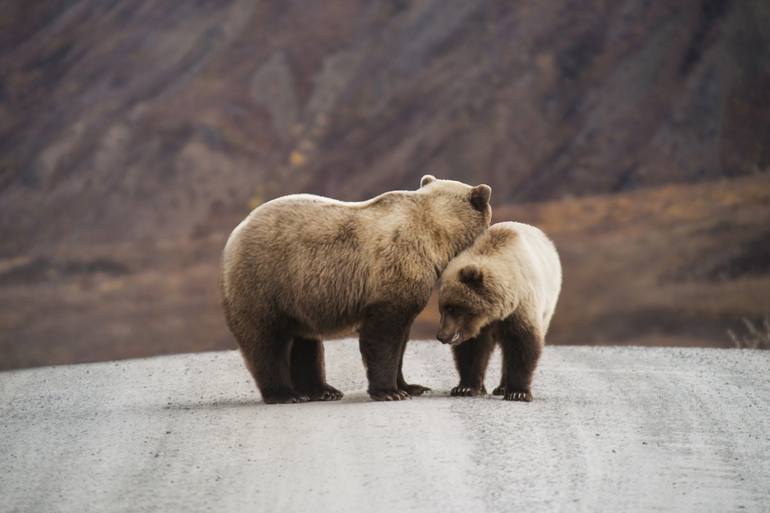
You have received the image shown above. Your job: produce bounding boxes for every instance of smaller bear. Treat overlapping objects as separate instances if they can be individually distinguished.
[436,222,562,401]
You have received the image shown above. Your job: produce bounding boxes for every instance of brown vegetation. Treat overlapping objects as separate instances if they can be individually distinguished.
[1,175,767,369]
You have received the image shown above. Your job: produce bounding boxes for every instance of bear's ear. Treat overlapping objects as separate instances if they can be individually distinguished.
[459,264,483,286]
[420,174,436,187]
[470,184,491,211]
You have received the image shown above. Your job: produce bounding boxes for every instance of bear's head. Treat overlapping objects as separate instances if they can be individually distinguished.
[436,263,499,345]
[418,174,492,256]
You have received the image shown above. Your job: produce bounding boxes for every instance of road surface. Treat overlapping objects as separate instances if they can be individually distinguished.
[1,342,768,513]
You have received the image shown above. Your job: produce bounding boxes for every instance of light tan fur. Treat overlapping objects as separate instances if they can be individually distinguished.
[440,222,562,339]
[437,222,561,401]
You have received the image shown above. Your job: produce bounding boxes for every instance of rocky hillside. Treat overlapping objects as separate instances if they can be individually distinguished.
[1,0,769,253]
[1,0,769,368]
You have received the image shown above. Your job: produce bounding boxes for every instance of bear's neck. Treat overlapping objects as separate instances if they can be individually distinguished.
[417,204,475,277]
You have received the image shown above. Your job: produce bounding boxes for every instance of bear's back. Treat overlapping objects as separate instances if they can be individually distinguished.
[222,195,375,320]
[221,191,431,333]
[472,222,562,330]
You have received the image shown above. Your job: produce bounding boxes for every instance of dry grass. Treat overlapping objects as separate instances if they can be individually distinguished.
[728,318,770,350]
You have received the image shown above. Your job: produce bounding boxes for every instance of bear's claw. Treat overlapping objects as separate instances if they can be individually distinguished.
[450,384,486,397]
[399,383,431,396]
[369,389,411,401]
[503,390,533,402]
[262,390,310,404]
[305,384,344,402]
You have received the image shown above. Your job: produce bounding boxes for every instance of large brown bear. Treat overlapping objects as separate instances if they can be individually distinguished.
[436,222,561,401]
[221,176,491,404]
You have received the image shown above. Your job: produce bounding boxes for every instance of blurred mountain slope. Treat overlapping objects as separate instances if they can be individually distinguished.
[2,0,769,254]
[1,1,770,368]
[2,174,768,369]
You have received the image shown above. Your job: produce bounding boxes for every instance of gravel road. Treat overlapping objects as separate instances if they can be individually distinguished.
[1,342,768,513]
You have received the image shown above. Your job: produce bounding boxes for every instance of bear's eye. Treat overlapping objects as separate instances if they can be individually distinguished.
[444,305,459,316]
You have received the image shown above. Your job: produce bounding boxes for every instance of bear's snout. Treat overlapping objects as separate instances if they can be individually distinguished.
[437,331,463,345]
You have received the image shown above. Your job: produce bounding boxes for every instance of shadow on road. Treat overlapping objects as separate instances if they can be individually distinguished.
[157,390,464,410]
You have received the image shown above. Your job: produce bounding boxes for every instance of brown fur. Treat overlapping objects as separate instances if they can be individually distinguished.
[444,309,544,402]
[221,176,492,403]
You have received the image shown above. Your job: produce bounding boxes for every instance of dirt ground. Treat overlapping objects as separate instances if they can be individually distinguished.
[1,342,768,513]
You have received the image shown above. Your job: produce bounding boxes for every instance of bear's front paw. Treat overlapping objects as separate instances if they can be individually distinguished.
[503,389,532,402]
[492,385,504,396]
[450,384,486,397]
[304,384,344,402]
[262,388,310,404]
[369,388,411,401]
[399,383,431,396]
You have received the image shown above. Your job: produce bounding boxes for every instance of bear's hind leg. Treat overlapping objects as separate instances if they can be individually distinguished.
[290,338,343,401]
[239,322,308,404]
[499,315,543,402]
[451,327,495,397]
[492,375,506,396]
[397,336,431,396]
[492,364,506,396]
